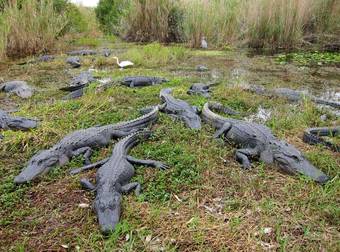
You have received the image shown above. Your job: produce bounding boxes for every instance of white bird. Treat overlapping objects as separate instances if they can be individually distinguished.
[113,56,134,69]
[201,36,208,49]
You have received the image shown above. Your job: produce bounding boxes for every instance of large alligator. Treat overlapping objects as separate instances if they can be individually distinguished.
[14,106,159,184]
[0,109,37,131]
[159,88,201,129]
[202,102,330,184]
[303,127,339,152]
[71,130,169,234]
[247,85,340,109]
[121,76,169,88]
[0,81,34,98]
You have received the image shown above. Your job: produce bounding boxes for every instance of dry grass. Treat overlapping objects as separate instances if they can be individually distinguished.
[0,0,68,59]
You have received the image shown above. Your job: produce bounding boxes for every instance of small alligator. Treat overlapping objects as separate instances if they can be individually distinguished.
[187,82,218,98]
[303,127,339,152]
[60,71,96,92]
[71,130,169,234]
[66,56,81,68]
[67,50,97,56]
[202,102,330,184]
[160,88,201,129]
[247,85,340,109]
[121,76,169,88]
[14,106,159,184]
[0,81,34,98]
[0,109,37,131]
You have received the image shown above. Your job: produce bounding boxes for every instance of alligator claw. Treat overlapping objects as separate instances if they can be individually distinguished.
[154,162,169,170]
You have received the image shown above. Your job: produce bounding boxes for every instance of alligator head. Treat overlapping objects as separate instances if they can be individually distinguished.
[181,111,202,129]
[261,140,330,184]
[94,191,122,235]
[14,149,62,184]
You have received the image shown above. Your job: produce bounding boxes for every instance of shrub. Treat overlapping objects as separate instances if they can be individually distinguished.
[95,0,130,35]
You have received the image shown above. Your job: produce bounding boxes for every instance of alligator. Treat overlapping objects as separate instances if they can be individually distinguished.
[247,85,340,109]
[60,71,96,92]
[70,130,169,234]
[67,49,97,56]
[159,88,201,129]
[303,127,339,152]
[102,48,111,57]
[121,76,169,88]
[0,81,34,98]
[66,56,81,68]
[187,82,219,98]
[14,106,159,184]
[0,109,37,131]
[202,102,330,184]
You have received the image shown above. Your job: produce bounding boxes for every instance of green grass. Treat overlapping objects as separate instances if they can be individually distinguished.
[0,37,339,251]
[72,37,101,47]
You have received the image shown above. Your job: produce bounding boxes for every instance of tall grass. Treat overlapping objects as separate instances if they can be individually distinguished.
[182,0,239,48]
[122,0,339,50]
[0,0,68,59]
[123,0,184,43]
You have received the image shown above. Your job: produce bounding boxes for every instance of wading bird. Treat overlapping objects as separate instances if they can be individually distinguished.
[113,56,134,69]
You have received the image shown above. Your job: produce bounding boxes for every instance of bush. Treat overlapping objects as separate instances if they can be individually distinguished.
[95,0,130,35]
[123,0,184,43]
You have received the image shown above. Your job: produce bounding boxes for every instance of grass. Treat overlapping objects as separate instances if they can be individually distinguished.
[0,0,68,59]
[0,37,339,251]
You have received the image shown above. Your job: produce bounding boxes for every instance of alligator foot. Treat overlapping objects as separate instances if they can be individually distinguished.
[213,122,232,139]
[72,147,93,165]
[70,157,110,175]
[80,178,96,191]
[126,156,169,170]
[121,182,141,196]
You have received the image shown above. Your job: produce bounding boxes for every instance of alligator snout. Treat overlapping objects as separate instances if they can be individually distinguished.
[95,192,122,235]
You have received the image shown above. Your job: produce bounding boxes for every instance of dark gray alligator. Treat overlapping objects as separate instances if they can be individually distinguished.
[0,109,37,131]
[60,71,96,92]
[0,81,34,98]
[14,106,159,184]
[248,85,340,109]
[202,102,330,184]
[187,82,219,98]
[66,56,81,68]
[70,130,169,234]
[160,88,201,129]
[121,76,169,88]
[303,127,339,152]
[67,49,97,56]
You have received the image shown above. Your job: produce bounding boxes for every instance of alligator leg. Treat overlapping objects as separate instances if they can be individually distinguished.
[70,157,110,175]
[80,178,96,191]
[129,81,135,88]
[235,148,259,169]
[72,147,93,165]
[126,156,169,170]
[121,182,141,196]
[214,122,232,139]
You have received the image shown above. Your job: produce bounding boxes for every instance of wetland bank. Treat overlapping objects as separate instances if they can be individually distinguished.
[1,0,340,251]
